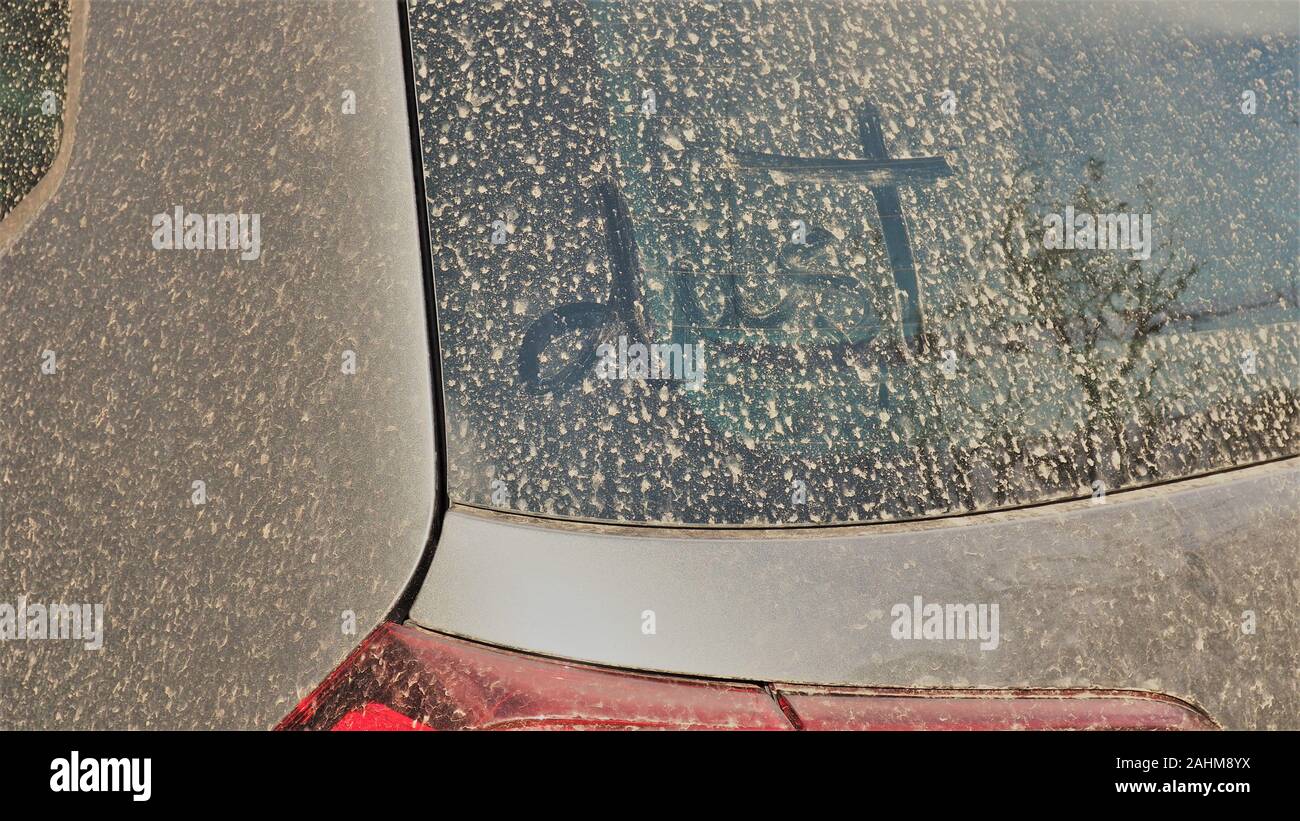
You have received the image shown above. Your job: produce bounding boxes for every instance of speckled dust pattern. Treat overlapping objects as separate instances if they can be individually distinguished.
[414,462,1300,730]
[0,2,435,728]
[413,0,1297,526]
[0,0,69,219]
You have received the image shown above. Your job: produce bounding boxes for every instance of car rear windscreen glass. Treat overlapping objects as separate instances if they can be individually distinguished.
[411,0,1299,525]
[0,0,69,220]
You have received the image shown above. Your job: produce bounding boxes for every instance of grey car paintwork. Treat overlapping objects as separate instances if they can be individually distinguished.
[1,1,435,729]
[1,0,1294,731]
[410,458,1300,729]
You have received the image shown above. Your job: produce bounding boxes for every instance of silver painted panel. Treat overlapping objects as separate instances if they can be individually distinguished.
[1,1,435,729]
[412,459,1299,729]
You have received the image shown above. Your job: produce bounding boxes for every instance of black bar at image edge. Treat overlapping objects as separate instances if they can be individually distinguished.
[0,730,1287,807]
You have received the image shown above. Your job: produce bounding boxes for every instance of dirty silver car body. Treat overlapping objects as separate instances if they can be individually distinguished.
[1,1,435,729]
[403,0,1299,729]
[1,0,1296,729]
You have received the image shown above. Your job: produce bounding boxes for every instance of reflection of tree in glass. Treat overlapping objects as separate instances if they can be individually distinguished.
[995,158,1199,483]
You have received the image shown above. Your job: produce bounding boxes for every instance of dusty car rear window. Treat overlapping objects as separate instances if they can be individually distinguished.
[410,0,1299,525]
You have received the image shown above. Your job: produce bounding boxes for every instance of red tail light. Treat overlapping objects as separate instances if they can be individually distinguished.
[774,686,1217,730]
[278,621,1216,731]
[276,622,792,730]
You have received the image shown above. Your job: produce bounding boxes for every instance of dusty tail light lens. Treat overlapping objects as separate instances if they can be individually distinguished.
[774,687,1217,730]
[276,622,792,731]
[279,623,1215,731]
